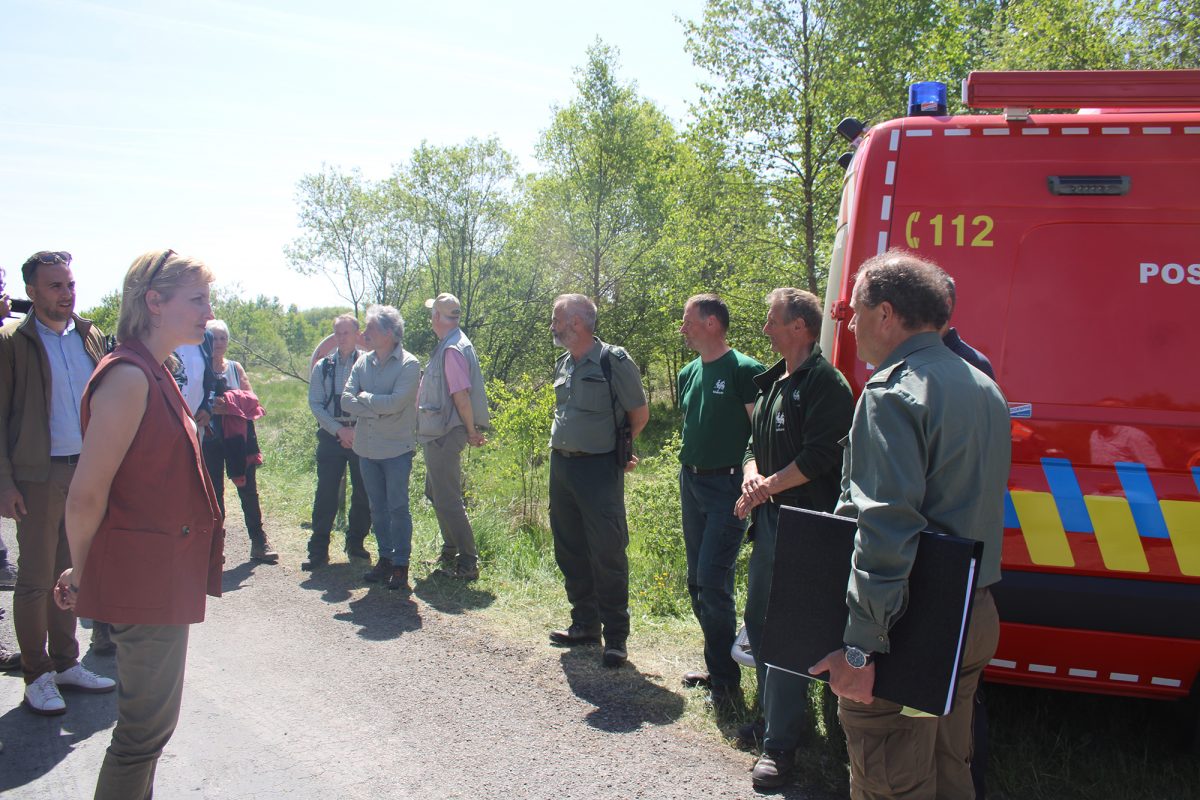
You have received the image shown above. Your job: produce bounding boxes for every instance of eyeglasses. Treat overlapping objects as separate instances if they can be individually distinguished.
[146,249,175,288]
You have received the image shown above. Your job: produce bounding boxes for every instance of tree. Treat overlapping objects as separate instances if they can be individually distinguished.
[285,166,375,317]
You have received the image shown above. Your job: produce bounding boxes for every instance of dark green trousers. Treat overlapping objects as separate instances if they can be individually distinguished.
[744,502,811,751]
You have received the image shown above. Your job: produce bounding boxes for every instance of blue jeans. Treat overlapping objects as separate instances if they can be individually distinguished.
[679,467,746,690]
[358,450,414,566]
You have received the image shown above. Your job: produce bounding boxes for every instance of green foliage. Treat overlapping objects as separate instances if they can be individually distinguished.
[484,376,555,526]
[627,429,688,616]
[81,290,121,335]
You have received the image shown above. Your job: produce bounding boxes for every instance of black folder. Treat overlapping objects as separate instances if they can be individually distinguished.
[758,505,982,716]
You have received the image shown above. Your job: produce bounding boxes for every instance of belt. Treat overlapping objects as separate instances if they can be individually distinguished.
[338,420,356,427]
[683,464,739,476]
[552,448,612,459]
[50,454,81,465]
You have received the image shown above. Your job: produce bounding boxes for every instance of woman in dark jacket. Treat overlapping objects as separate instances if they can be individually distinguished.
[55,249,224,800]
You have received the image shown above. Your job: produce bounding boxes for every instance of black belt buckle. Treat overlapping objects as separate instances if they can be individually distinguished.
[50,454,81,465]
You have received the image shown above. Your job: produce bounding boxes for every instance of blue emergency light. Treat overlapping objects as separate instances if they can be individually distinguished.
[908,82,948,116]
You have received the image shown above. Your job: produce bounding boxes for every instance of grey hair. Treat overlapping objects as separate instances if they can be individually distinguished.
[366,304,404,343]
[206,319,230,337]
[554,293,597,333]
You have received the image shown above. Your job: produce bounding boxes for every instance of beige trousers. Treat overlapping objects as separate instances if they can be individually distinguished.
[839,590,1000,800]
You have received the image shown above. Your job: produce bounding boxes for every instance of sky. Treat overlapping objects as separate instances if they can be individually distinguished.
[1,0,710,312]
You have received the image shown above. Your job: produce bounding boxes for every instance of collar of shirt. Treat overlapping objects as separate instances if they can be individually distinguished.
[34,315,76,338]
[869,331,944,382]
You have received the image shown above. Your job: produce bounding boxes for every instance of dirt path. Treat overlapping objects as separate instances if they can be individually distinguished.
[0,518,826,799]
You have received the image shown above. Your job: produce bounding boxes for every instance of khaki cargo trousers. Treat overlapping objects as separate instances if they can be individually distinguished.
[839,589,1000,800]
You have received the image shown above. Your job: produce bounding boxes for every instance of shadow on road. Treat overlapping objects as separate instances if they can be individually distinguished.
[412,572,496,614]
[333,588,422,641]
[0,676,117,794]
[558,648,685,733]
[298,563,363,604]
[221,560,261,593]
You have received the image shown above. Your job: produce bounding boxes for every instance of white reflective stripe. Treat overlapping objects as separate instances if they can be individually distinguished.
[983,128,1010,136]
[1102,127,1131,135]
[1143,127,1171,135]
[889,129,900,151]
[885,161,896,185]
[1068,668,1098,678]
[1029,663,1056,674]
[1185,127,1200,134]
[1021,128,1050,136]
[881,195,892,221]
[877,232,889,254]
[944,129,970,137]
[1063,128,1089,135]
[1110,672,1139,682]
[906,129,933,137]
[989,659,1017,669]
[1151,677,1182,688]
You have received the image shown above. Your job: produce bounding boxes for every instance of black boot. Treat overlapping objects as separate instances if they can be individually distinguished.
[364,557,393,583]
[387,564,410,593]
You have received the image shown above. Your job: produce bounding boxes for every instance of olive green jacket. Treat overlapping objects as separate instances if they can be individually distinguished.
[836,331,1010,654]
[0,311,106,492]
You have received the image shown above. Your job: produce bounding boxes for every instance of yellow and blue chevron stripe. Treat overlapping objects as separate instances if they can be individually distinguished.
[1006,460,1200,576]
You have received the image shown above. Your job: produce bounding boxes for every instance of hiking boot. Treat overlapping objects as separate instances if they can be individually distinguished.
[0,644,20,671]
[344,542,372,561]
[437,561,480,581]
[90,622,116,657]
[301,555,329,572]
[549,623,602,647]
[751,748,796,789]
[364,557,393,583]
[250,534,279,564]
[682,669,711,688]
[421,551,457,569]
[24,672,66,716]
[55,664,117,694]
[387,564,411,593]
[602,639,628,669]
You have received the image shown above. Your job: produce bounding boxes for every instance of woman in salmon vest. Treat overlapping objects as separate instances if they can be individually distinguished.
[54,249,224,800]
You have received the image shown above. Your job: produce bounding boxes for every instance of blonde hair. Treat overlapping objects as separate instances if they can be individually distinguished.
[117,250,215,344]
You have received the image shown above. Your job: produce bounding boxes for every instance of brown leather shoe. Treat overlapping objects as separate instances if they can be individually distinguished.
[681,670,711,688]
[387,564,411,593]
[751,748,796,789]
[548,623,601,646]
[250,535,279,564]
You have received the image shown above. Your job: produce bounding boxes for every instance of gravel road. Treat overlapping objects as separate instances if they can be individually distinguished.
[0,517,828,799]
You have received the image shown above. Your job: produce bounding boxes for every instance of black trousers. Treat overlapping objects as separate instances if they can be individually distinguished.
[202,436,264,540]
[548,451,630,643]
[308,428,371,558]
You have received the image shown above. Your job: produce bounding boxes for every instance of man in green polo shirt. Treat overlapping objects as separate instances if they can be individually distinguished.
[546,294,649,669]
[735,287,854,789]
[676,294,763,706]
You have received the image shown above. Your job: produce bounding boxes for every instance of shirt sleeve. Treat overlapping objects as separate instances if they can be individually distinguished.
[792,371,854,483]
[737,357,764,405]
[309,362,341,435]
[609,351,647,411]
[443,349,472,395]
[843,384,929,654]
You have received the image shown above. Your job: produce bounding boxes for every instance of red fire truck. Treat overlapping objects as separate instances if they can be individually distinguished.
[822,70,1200,704]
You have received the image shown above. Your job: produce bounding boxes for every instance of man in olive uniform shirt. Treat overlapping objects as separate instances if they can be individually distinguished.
[736,288,854,789]
[810,250,1009,799]
[677,294,763,702]
[546,294,649,668]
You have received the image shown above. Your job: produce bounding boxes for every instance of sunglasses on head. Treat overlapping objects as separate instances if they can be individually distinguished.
[146,249,176,287]
[23,251,72,271]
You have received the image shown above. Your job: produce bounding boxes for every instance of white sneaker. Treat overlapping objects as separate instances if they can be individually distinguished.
[23,672,67,716]
[54,663,116,694]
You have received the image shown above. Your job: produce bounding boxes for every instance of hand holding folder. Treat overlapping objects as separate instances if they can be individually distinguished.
[758,505,983,716]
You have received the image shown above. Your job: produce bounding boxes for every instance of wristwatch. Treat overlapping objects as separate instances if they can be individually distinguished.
[843,645,874,669]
